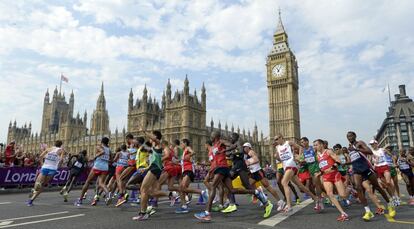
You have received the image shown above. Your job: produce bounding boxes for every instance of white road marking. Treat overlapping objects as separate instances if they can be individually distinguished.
[0,214,85,228]
[0,222,12,227]
[258,199,313,227]
[0,202,11,205]
[0,211,69,222]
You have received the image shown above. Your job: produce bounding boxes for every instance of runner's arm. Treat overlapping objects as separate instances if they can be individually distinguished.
[246,150,259,166]
[356,141,372,155]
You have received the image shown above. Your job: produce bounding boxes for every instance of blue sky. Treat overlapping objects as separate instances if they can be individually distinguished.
[1,0,414,146]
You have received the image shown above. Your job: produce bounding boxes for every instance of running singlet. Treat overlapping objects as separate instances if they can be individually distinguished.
[276,141,297,169]
[150,147,163,169]
[163,147,175,168]
[93,146,110,171]
[231,142,247,170]
[317,150,335,172]
[128,148,137,166]
[117,151,129,167]
[384,153,394,167]
[72,155,86,170]
[397,157,411,170]
[213,141,228,168]
[208,149,216,171]
[337,154,347,171]
[303,146,317,164]
[245,154,261,173]
[136,147,149,169]
[348,145,370,173]
[42,147,61,170]
[181,148,195,173]
[372,148,388,167]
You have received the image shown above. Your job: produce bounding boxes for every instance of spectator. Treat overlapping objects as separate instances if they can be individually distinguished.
[3,141,16,167]
[24,153,35,167]
[14,146,25,167]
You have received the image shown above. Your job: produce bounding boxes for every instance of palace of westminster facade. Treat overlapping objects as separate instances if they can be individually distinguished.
[6,13,300,165]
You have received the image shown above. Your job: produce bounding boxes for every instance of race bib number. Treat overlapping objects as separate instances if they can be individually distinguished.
[305,156,315,163]
[213,147,219,155]
[46,154,58,161]
[101,154,110,161]
[279,152,291,161]
[74,161,83,168]
[377,156,385,164]
[119,159,128,165]
[319,160,328,169]
[349,151,361,162]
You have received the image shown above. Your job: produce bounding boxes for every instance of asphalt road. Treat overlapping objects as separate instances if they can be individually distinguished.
[0,184,413,229]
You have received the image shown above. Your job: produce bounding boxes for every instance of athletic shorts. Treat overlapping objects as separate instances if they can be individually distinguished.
[322,170,344,183]
[285,166,298,175]
[230,166,248,180]
[183,170,195,182]
[298,170,311,183]
[400,169,414,179]
[175,165,182,176]
[70,168,82,177]
[115,166,127,178]
[375,165,390,178]
[213,167,230,177]
[40,168,57,177]
[390,167,397,177]
[149,164,162,179]
[131,167,148,178]
[338,170,347,177]
[164,165,178,178]
[250,169,265,182]
[108,166,115,177]
[307,162,320,176]
[354,169,373,181]
[92,168,109,176]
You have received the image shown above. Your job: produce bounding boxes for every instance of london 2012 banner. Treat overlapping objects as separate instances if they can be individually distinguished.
[0,167,88,186]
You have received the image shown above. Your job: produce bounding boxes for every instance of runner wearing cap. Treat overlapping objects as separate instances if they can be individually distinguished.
[244,142,284,216]
[273,134,319,213]
[369,140,399,206]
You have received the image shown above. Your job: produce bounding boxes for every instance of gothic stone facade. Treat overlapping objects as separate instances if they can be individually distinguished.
[7,78,261,162]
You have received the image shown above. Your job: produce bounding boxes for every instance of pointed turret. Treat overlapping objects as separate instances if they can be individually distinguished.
[210,118,214,128]
[9,120,12,129]
[13,120,17,127]
[53,86,58,98]
[166,79,172,102]
[69,90,74,117]
[270,8,289,54]
[128,88,133,111]
[218,120,221,130]
[275,8,285,35]
[201,82,206,108]
[143,84,148,102]
[96,82,106,110]
[184,75,189,96]
[83,111,87,125]
[44,89,50,103]
[231,124,234,133]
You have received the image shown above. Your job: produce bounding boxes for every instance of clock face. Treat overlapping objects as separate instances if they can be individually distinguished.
[272,64,285,77]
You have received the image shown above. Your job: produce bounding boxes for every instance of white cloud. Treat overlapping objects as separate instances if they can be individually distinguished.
[359,45,385,63]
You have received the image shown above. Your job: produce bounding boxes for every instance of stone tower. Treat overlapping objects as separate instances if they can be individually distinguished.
[40,87,73,134]
[266,10,300,141]
[90,82,110,135]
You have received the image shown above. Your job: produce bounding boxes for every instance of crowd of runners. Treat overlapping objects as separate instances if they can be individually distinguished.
[24,129,414,223]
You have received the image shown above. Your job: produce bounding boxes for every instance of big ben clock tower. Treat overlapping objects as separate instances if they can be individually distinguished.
[267,10,300,142]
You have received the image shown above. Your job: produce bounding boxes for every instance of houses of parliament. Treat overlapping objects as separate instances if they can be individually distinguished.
[6,12,300,165]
